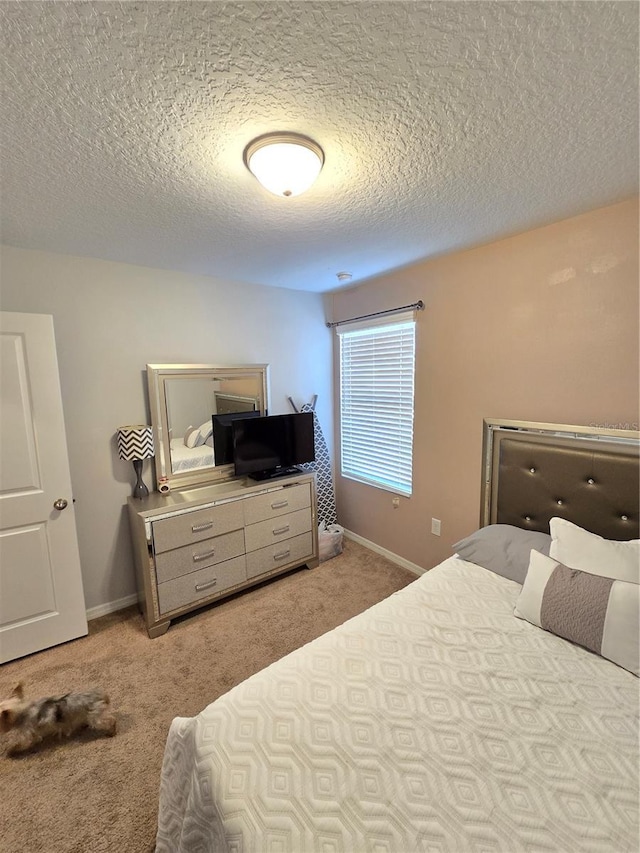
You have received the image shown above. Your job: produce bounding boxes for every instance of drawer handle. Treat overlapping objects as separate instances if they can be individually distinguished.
[195,578,217,592]
[271,500,289,509]
[273,549,291,562]
[192,521,214,533]
[193,548,215,563]
[273,525,290,536]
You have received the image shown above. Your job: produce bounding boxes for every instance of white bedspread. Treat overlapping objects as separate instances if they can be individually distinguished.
[156,557,639,852]
[170,438,214,471]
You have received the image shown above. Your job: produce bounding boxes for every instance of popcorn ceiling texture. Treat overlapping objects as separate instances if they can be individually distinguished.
[0,1,637,292]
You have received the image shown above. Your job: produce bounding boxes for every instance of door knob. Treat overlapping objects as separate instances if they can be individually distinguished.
[53,498,68,511]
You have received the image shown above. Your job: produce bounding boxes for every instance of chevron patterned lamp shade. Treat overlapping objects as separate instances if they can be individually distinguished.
[116,425,154,461]
[116,424,154,499]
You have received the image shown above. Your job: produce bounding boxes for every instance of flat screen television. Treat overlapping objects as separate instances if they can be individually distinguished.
[212,410,262,466]
[232,412,315,480]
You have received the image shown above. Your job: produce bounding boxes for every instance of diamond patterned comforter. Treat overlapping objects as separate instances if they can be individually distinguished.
[155,557,639,852]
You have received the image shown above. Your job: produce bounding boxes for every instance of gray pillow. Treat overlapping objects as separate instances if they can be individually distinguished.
[453,524,551,584]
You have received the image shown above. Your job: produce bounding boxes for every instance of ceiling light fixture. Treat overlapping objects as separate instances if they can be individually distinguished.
[243,132,324,198]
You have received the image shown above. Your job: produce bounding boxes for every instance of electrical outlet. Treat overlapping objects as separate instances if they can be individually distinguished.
[431,518,441,536]
[392,496,400,509]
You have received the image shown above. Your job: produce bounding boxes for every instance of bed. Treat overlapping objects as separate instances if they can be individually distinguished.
[169,438,215,472]
[155,420,639,852]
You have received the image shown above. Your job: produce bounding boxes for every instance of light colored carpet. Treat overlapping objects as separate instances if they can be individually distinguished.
[0,539,416,853]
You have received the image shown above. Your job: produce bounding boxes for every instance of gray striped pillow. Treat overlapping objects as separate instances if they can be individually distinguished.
[514,550,639,676]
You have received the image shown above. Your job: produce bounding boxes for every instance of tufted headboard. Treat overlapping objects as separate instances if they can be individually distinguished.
[481,419,640,540]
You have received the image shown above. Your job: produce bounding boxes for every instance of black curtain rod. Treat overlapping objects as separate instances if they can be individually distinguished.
[326,300,424,329]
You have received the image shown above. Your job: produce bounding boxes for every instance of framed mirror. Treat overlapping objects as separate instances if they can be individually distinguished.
[147,364,270,491]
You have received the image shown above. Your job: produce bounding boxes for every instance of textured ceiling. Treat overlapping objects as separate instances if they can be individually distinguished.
[0,1,637,293]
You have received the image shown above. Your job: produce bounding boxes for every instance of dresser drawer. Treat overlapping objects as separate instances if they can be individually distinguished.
[243,483,311,526]
[155,529,245,584]
[152,501,243,554]
[157,555,247,615]
[128,472,318,638]
[244,508,311,554]
[246,531,314,580]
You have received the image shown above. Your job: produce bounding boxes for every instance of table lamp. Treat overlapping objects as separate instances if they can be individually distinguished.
[116,424,154,499]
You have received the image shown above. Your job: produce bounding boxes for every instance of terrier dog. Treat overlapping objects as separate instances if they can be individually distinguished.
[0,682,116,755]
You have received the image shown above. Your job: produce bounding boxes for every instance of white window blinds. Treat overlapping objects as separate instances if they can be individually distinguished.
[338,311,416,496]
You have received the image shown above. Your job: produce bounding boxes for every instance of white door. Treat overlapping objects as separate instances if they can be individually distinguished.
[0,312,87,663]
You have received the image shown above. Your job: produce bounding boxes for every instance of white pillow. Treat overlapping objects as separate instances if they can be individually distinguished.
[514,549,639,676]
[196,419,213,444]
[183,425,200,448]
[549,517,639,584]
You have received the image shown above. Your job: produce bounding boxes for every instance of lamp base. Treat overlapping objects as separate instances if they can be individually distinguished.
[132,459,149,499]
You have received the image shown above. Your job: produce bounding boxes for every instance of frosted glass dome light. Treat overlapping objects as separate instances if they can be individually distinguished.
[244,133,324,198]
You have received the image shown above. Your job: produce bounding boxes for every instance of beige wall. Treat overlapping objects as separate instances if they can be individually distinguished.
[329,198,640,570]
[0,247,333,611]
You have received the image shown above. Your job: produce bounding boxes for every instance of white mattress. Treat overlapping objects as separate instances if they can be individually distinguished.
[155,557,639,852]
[170,438,214,471]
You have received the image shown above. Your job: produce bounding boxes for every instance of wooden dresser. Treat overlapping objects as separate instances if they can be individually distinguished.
[127,472,318,637]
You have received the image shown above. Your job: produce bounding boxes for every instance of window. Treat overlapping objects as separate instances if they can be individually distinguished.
[338,311,416,496]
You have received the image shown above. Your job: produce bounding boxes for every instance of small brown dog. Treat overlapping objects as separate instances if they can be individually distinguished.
[0,682,116,755]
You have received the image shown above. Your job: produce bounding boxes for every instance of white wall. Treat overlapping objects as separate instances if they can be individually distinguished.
[0,245,333,612]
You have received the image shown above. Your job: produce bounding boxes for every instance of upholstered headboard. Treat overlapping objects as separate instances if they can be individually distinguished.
[481,419,640,540]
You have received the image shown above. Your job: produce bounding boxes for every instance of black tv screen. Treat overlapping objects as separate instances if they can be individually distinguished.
[212,410,262,466]
[232,412,315,480]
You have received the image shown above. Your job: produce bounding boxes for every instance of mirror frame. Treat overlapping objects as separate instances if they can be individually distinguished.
[147,363,270,491]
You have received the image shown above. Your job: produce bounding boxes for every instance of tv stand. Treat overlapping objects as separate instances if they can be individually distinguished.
[248,466,303,481]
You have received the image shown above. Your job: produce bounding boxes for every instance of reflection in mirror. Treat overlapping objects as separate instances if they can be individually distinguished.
[166,378,260,473]
[147,364,269,491]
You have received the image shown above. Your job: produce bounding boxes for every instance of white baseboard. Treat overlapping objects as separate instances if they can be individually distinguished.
[343,529,425,576]
[86,593,138,622]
